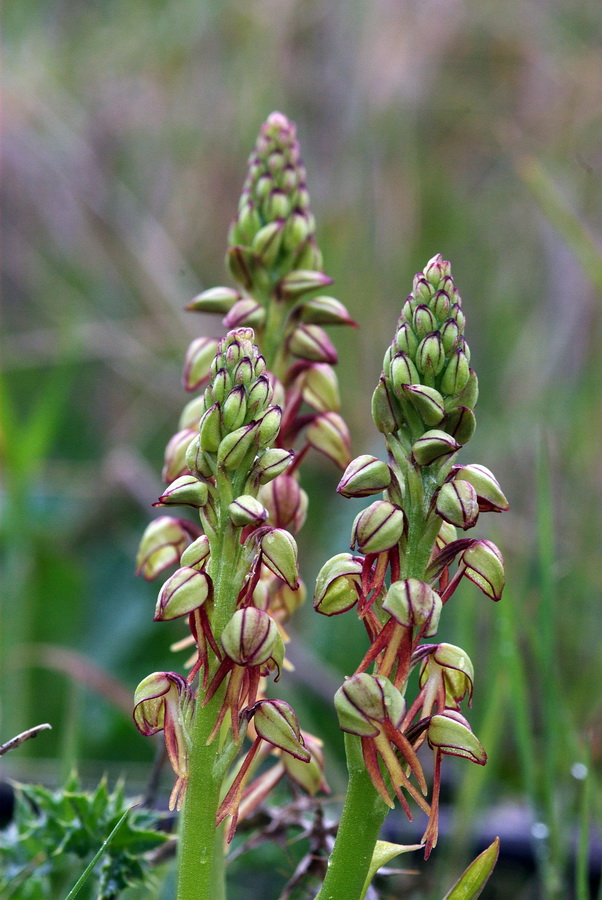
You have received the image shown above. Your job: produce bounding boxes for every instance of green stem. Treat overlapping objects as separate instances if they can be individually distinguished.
[176,516,244,900]
[315,734,389,900]
[175,694,225,900]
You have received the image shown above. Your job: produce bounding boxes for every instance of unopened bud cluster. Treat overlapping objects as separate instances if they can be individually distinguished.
[227,111,322,285]
[315,256,508,857]
[186,113,354,477]
[373,254,478,453]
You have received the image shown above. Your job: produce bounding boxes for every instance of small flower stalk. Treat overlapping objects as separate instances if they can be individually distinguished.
[313,255,508,900]
[132,108,506,900]
[133,113,346,900]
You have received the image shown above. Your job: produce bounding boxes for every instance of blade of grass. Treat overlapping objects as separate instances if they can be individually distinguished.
[535,438,569,896]
[63,805,134,900]
[515,154,602,297]
[574,748,592,900]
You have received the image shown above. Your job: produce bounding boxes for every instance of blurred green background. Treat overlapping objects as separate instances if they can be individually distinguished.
[2,0,601,897]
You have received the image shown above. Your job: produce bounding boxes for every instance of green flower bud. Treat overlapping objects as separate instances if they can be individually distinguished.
[413,277,434,304]
[440,348,470,395]
[253,699,310,762]
[180,534,211,570]
[453,464,509,513]
[280,163,299,193]
[423,254,451,285]
[394,322,419,357]
[299,296,356,327]
[222,334,246,367]
[292,184,310,209]
[136,516,196,580]
[162,429,197,483]
[427,710,486,764]
[436,480,479,530]
[282,731,328,794]
[217,422,260,469]
[246,375,272,416]
[335,673,405,737]
[229,494,268,527]
[455,368,479,409]
[431,289,451,320]
[259,476,307,533]
[223,298,266,330]
[276,269,333,299]
[252,220,285,266]
[412,429,460,466]
[133,671,192,737]
[178,394,206,431]
[182,337,220,392]
[257,406,282,446]
[306,412,351,469]
[440,318,460,353]
[199,403,223,453]
[416,332,445,377]
[371,377,398,434]
[265,188,290,220]
[462,539,504,601]
[252,448,294,484]
[155,567,212,621]
[439,274,456,296]
[390,353,420,393]
[254,354,267,378]
[301,363,341,412]
[185,435,213,480]
[221,386,248,432]
[288,324,338,364]
[221,607,281,668]
[337,454,392,498]
[351,500,405,554]
[419,643,474,707]
[382,579,442,636]
[401,384,445,426]
[296,240,323,272]
[210,367,230,403]
[314,552,363,616]
[186,286,241,314]
[155,474,209,509]
[226,246,257,291]
[452,304,466,332]
[255,173,273,201]
[260,528,299,589]
[282,210,312,252]
[267,149,285,174]
[444,406,476,445]
[233,356,254,387]
[234,201,262,243]
[412,304,437,338]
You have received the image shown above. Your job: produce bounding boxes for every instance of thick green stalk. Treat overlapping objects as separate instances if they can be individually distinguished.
[175,694,225,900]
[315,734,389,900]
[176,519,243,900]
[317,436,449,899]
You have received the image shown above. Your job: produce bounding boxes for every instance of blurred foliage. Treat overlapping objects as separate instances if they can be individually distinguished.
[0,773,169,899]
[1,0,602,897]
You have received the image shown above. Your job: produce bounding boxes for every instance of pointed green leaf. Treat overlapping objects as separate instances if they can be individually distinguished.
[360,840,423,900]
[442,837,500,900]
